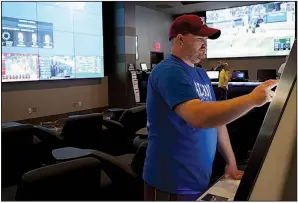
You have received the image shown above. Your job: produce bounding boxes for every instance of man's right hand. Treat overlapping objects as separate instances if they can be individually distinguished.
[248,80,278,107]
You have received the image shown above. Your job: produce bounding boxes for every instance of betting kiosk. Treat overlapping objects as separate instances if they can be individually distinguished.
[198,40,297,201]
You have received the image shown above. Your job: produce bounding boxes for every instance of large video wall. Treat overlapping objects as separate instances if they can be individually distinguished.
[1,2,104,82]
[206,2,296,58]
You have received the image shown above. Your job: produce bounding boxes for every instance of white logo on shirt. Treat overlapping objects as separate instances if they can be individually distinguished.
[194,82,212,101]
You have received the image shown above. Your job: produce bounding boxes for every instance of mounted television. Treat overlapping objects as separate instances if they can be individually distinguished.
[1,2,104,82]
[206,2,296,58]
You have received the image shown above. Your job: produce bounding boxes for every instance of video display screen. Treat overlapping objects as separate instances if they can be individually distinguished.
[39,55,75,80]
[2,53,39,82]
[206,2,296,58]
[75,56,103,78]
[2,17,54,49]
[1,2,104,82]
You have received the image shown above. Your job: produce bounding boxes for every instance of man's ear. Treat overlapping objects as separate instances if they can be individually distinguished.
[177,34,183,42]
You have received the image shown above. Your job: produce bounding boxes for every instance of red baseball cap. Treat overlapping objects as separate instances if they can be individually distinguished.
[169,14,221,41]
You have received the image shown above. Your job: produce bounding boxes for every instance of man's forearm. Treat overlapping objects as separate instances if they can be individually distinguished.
[217,125,236,165]
[194,94,255,128]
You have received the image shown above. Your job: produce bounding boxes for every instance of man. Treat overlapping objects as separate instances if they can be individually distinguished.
[277,55,288,78]
[218,63,232,100]
[214,60,224,71]
[143,14,277,201]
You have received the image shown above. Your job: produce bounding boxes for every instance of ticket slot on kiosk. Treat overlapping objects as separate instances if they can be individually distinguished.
[197,40,297,201]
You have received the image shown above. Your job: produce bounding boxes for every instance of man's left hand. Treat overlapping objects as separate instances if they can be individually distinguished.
[224,163,244,180]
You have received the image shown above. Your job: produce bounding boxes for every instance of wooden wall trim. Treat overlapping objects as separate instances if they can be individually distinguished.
[18,106,109,125]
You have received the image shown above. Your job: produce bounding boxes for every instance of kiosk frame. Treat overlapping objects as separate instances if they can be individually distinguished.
[234,40,297,200]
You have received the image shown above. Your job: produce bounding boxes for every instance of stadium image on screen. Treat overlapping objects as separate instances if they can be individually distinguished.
[206,2,296,58]
[39,55,75,80]
[1,2,104,82]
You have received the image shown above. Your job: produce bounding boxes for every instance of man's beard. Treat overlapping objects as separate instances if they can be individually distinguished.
[186,51,205,64]
[198,52,206,61]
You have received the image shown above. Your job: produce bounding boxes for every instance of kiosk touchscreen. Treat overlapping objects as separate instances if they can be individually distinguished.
[198,40,297,201]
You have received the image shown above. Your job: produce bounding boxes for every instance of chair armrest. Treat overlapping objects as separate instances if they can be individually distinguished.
[33,126,63,147]
[52,147,92,161]
[90,150,138,184]
[34,125,61,138]
[108,108,126,121]
[102,118,124,131]
[51,147,138,185]
[136,127,148,137]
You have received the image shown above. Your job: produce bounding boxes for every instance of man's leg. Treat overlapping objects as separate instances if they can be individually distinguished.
[170,193,201,201]
[222,86,228,100]
[144,182,170,201]
[144,182,201,201]
[218,87,228,101]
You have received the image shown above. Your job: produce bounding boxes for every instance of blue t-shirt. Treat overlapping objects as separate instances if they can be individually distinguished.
[143,54,218,195]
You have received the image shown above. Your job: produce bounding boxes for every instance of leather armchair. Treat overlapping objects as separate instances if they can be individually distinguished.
[102,106,147,155]
[51,142,148,200]
[2,123,41,187]
[15,157,109,201]
[103,106,146,138]
[34,113,104,150]
[89,142,148,200]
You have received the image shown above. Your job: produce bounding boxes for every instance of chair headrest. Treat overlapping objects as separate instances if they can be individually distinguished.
[2,123,33,132]
[21,157,101,182]
[16,157,102,201]
[126,105,146,113]
[2,123,34,143]
[68,113,103,121]
[119,105,146,122]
